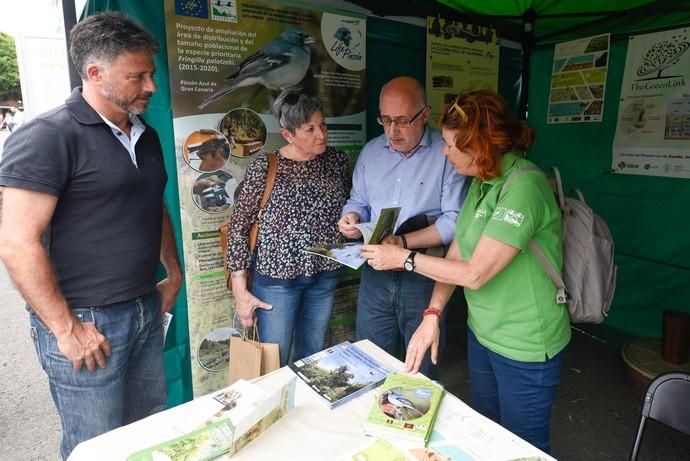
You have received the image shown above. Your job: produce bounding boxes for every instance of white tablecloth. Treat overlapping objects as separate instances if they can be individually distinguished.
[68,340,555,461]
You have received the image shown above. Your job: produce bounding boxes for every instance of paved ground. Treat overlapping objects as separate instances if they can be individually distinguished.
[0,128,61,460]
[0,263,61,460]
[441,307,690,461]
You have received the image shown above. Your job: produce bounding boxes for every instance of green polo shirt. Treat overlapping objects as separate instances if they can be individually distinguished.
[456,152,571,362]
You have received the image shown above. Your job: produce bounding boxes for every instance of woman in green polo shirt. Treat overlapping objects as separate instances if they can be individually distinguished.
[361,90,571,454]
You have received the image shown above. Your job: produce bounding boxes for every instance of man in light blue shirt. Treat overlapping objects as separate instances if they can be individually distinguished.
[339,76,467,378]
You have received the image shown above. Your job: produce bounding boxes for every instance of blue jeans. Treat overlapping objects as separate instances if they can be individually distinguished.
[253,270,341,366]
[30,291,167,460]
[355,266,444,379]
[467,328,564,453]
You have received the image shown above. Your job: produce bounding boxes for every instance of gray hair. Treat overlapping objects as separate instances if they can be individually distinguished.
[69,12,159,79]
[271,91,323,133]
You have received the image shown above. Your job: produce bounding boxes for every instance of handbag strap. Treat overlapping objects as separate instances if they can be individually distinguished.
[248,152,278,253]
[259,152,278,210]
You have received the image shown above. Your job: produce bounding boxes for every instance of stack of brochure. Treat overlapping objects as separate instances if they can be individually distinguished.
[363,373,444,446]
[289,341,393,409]
[126,376,296,460]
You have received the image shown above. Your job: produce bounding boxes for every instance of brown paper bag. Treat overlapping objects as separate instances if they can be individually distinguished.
[228,332,262,384]
[260,342,280,375]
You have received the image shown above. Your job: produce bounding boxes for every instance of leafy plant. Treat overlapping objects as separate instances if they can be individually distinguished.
[0,32,22,101]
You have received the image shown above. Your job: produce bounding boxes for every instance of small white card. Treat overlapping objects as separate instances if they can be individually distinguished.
[163,312,172,341]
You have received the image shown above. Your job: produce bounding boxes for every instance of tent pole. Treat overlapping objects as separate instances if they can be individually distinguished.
[519,8,535,120]
[61,0,81,90]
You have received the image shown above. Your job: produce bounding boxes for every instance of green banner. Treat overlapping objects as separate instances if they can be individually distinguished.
[164,0,367,396]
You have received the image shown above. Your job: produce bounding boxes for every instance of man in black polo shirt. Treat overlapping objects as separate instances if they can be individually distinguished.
[0,12,182,459]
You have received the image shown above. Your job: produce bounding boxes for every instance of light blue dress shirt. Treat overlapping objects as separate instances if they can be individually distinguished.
[342,127,468,244]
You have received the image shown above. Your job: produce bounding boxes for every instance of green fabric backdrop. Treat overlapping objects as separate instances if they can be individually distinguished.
[82,0,526,404]
[527,35,690,345]
[85,0,193,406]
[83,0,690,403]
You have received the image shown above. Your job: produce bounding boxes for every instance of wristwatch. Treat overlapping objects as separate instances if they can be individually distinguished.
[404,251,418,272]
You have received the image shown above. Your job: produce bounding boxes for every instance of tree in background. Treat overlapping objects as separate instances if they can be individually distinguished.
[0,32,22,101]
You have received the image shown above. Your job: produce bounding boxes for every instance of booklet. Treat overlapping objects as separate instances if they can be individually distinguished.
[288,341,393,409]
[354,206,402,245]
[169,379,268,434]
[128,375,296,460]
[304,207,401,269]
[363,373,445,446]
[126,419,235,461]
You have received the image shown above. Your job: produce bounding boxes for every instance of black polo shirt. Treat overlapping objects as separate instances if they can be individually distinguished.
[0,89,168,308]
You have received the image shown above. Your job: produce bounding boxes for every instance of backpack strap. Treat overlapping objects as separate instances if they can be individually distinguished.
[550,166,567,212]
[500,163,568,305]
[499,164,541,196]
[528,240,567,305]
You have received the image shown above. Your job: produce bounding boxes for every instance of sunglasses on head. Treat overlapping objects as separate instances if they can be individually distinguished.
[449,95,468,123]
[284,92,300,105]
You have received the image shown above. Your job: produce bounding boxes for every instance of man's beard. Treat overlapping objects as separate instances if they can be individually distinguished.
[101,80,151,115]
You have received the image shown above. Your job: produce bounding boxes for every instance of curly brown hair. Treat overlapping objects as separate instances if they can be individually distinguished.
[438,90,535,180]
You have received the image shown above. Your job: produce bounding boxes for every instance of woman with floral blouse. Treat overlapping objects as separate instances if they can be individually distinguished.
[226,91,350,366]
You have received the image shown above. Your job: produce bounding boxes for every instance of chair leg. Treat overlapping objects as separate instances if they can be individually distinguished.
[629,416,647,461]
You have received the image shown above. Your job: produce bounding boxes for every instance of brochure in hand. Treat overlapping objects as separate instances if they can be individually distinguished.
[304,206,401,269]
[363,373,444,446]
[289,341,393,409]
[354,206,402,245]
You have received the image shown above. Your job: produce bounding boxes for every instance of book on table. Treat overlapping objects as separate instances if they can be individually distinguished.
[303,206,401,269]
[363,373,445,446]
[288,341,393,409]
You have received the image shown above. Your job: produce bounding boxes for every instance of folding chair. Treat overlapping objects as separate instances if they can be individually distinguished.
[629,371,690,460]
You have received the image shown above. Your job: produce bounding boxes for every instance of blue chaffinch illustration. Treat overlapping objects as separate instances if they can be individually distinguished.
[198,27,318,109]
[334,27,352,46]
[386,390,423,417]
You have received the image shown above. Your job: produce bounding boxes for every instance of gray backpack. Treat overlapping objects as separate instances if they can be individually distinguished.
[502,165,617,323]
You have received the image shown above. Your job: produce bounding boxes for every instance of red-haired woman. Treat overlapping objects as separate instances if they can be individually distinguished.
[361,90,571,453]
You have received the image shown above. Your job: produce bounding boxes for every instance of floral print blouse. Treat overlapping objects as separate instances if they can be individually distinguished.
[226,147,350,279]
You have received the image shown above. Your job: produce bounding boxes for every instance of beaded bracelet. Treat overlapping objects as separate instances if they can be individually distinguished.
[423,307,442,318]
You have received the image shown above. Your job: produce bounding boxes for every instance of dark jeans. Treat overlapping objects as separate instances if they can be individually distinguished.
[253,270,341,366]
[467,328,564,453]
[30,291,167,460]
[355,265,445,379]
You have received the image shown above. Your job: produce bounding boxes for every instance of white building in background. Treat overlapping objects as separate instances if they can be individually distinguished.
[1,0,87,119]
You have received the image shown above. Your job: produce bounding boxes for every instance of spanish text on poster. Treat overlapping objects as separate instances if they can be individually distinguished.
[613,27,690,178]
[547,34,610,123]
[164,0,367,396]
[426,17,499,130]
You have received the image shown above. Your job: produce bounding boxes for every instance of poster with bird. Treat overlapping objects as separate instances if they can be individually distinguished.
[164,0,368,397]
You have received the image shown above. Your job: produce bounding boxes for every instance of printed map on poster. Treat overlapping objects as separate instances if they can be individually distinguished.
[548,34,610,123]
[613,27,690,178]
